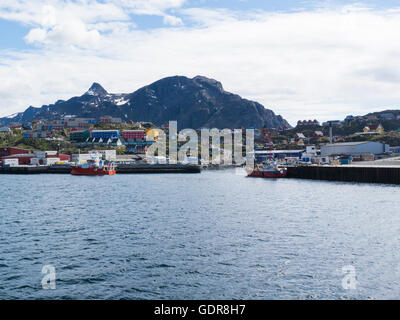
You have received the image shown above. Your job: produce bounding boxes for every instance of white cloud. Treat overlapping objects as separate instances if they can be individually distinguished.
[25,28,48,44]
[0,0,185,47]
[163,15,184,26]
[2,4,400,125]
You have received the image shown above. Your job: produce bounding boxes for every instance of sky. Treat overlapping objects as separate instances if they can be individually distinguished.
[2,1,400,125]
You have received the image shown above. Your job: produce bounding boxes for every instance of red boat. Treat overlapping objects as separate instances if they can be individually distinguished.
[247,163,287,178]
[71,159,116,176]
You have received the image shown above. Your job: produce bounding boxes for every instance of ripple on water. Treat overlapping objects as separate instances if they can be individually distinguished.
[0,172,399,299]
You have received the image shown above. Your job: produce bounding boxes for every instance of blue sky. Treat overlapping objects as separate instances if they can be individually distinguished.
[2,0,400,124]
[0,19,30,50]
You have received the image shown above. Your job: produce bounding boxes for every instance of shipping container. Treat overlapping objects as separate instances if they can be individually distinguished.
[2,158,19,167]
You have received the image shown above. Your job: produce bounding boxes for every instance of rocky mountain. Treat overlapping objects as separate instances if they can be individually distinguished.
[0,76,290,129]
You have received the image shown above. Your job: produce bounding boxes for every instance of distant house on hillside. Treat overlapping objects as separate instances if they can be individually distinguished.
[344,115,355,123]
[295,133,306,140]
[100,116,122,124]
[297,139,305,146]
[363,124,384,135]
[297,119,320,126]
[313,131,324,138]
[379,113,394,120]
[9,122,21,129]
[0,127,11,135]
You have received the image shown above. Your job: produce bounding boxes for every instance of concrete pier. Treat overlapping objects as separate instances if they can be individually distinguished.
[0,164,201,175]
[287,165,400,185]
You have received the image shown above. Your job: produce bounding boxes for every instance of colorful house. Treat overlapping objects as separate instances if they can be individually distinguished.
[313,131,324,137]
[363,124,384,134]
[295,133,306,140]
[70,130,90,142]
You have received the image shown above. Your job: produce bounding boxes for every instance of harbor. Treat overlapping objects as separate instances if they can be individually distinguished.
[1,168,399,300]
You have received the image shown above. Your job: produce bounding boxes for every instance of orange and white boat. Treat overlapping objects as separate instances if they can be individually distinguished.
[71,159,116,176]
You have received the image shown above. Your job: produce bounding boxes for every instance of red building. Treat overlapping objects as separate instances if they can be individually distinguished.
[0,154,34,165]
[122,130,146,141]
[51,154,71,161]
[0,147,30,157]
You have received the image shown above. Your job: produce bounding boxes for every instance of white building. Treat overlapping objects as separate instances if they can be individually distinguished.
[301,146,318,163]
[34,151,58,158]
[321,142,390,157]
[89,150,117,161]
[0,126,11,133]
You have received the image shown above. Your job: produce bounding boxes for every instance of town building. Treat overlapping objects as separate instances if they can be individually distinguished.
[0,127,11,134]
[84,136,122,147]
[295,133,306,140]
[313,131,324,138]
[24,131,52,139]
[0,153,34,165]
[363,124,384,135]
[64,117,96,129]
[89,150,117,161]
[122,130,146,141]
[0,147,30,157]
[8,122,21,129]
[91,130,119,139]
[100,116,122,124]
[70,130,91,142]
[30,151,70,165]
[379,113,394,120]
[253,149,304,161]
[390,146,400,154]
[297,120,320,126]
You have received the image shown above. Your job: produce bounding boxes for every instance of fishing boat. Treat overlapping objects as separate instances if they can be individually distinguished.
[71,159,116,176]
[247,162,287,178]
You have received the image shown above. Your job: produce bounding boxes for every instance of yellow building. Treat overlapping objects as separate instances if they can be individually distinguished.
[146,128,160,140]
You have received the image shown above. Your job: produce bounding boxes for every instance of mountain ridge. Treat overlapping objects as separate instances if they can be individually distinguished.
[0,75,290,130]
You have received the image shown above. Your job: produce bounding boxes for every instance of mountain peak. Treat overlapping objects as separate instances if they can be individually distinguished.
[192,75,224,91]
[85,82,108,96]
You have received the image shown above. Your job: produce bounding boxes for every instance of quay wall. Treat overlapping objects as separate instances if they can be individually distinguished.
[287,165,400,185]
[116,164,201,174]
[0,164,201,174]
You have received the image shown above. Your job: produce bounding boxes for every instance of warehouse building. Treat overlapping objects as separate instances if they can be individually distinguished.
[253,149,305,161]
[0,147,30,157]
[0,153,35,165]
[321,142,390,157]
